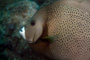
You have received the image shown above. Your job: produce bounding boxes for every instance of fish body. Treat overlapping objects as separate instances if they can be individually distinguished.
[20,0,90,60]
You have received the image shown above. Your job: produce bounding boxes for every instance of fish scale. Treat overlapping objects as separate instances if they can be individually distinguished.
[45,1,90,60]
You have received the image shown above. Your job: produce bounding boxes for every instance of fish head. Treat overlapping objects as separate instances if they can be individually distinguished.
[19,7,46,43]
[25,19,43,43]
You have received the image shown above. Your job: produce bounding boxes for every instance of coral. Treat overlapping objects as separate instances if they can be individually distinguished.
[0,0,57,60]
[2,0,39,38]
[0,0,47,60]
[40,0,57,7]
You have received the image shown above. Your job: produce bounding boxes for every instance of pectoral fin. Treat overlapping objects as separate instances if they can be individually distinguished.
[41,36,54,44]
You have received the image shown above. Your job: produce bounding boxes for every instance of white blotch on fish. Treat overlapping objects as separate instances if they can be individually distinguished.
[19,27,26,39]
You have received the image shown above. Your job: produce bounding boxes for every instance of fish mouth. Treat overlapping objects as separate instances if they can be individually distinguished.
[33,29,37,42]
[29,29,37,43]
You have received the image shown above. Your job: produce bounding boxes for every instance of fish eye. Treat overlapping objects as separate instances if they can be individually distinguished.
[30,20,36,26]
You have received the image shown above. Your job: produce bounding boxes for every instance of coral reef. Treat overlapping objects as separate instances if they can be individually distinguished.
[0,0,46,60]
[2,0,39,38]
[40,0,58,7]
[0,0,57,60]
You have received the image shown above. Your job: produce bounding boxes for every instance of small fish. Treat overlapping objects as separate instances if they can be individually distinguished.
[19,0,90,60]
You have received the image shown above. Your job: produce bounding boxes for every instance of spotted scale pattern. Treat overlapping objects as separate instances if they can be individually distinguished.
[45,1,90,60]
